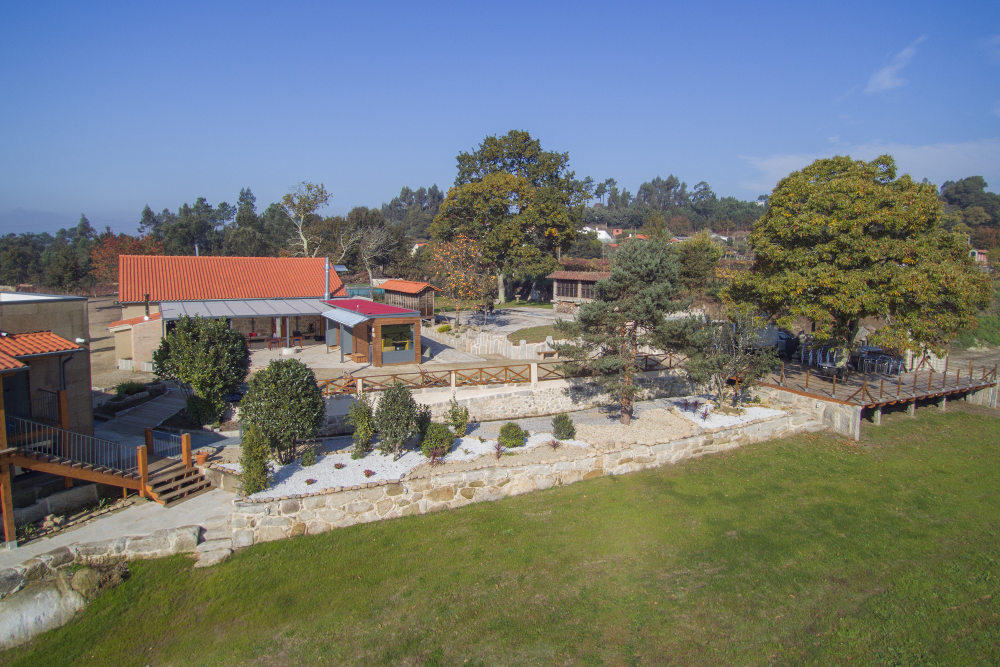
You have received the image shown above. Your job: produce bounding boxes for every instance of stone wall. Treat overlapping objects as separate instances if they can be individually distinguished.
[231,411,821,548]
[429,329,555,360]
[323,370,692,434]
[758,386,863,440]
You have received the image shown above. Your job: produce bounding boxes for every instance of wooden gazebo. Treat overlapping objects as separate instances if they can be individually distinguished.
[379,280,439,318]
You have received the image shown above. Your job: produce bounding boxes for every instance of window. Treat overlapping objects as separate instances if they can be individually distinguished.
[579,281,595,300]
[556,280,577,298]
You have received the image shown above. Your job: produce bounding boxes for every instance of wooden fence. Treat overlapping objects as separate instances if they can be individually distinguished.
[317,352,685,396]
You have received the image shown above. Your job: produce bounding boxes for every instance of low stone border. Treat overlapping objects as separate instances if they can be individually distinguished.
[230,411,822,548]
[0,525,201,601]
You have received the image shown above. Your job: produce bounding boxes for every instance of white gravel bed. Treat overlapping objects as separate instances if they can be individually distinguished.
[223,431,590,500]
[671,397,784,428]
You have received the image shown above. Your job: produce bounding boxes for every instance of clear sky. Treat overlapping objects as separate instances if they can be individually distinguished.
[1,1,999,235]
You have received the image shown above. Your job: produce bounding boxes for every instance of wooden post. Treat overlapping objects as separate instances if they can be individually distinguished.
[1,463,15,547]
[943,357,948,388]
[137,445,148,499]
[58,389,72,487]
[913,370,918,393]
[897,373,902,398]
[780,362,785,385]
[182,433,192,469]
[879,379,884,400]
[831,375,837,398]
[928,369,933,391]
[144,427,154,456]
[805,368,810,390]
[969,360,973,382]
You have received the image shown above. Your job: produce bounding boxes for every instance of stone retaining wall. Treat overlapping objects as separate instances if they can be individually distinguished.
[431,329,554,360]
[231,411,822,548]
[323,370,692,434]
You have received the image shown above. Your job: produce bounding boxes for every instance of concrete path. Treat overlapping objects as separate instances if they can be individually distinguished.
[94,387,187,446]
[0,488,233,569]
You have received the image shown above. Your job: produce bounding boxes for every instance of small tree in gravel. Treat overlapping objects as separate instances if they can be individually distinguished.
[415,404,432,444]
[499,422,527,448]
[240,359,324,464]
[447,396,470,437]
[421,422,454,463]
[551,413,576,440]
[347,394,376,459]
[239,423,271,495]
[375,381,417,458]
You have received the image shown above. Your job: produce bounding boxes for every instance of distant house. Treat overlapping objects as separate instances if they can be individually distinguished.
[379,280,439,318]
[547,270,611,313]
[111,255,346,371]
[970,248,989,265]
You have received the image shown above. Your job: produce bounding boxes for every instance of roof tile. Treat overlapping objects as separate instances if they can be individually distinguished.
[0,331,83,359]
[118,255,346,303]
[379,279,440,295]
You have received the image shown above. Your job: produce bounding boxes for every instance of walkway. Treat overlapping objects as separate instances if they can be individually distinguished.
[0,488,232,568]
[94,387,187,446]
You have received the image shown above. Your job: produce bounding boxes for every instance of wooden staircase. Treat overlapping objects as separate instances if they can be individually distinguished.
[145,460,213,507]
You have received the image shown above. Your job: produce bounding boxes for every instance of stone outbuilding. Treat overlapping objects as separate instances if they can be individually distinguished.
[547,270,610,313]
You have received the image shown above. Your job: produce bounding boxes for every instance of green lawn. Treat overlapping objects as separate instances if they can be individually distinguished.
[5,407,1000,664]
[506,324,564,344]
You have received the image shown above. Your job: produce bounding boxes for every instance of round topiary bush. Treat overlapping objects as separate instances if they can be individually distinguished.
[498,422,527,449]
[421,422,454,462]
[551,413,576,440]
[240,359,324,464]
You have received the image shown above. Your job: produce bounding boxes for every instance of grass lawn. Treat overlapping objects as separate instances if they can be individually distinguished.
[506,324,564,344]
[5,407,1000,664]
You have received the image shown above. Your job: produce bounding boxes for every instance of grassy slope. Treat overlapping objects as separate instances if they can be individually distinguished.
[5,408,1000,665]
[506,324,562,344]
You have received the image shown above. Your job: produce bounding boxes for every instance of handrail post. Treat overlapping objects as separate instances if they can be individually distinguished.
[58,390,72,487]
[897,373,902,397]
[144,427,154,457]
[928,369,933,391]
[879,379,884,400]
[943,357,948,388]
[805,368,810,390]
[137,445,149,498]
[1,463,15,547]
[831,375,837,398]
[182,433,192,468]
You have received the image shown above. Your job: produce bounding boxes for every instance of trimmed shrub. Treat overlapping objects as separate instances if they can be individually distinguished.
[498,422,527,448]
[437,324,452,333]
[185,394,217,428]
[415,404,432,444]
[240,359,324,464]
[551,413,576,440]
[347,394,375,459]
[375,381,417,457]
[447,396,470,437]
[421,422,454,462]
[301,444,318,466]
[239,423,271,495]
[115,381,146,397]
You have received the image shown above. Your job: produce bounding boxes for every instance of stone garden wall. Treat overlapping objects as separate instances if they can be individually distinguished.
[323,370,692,434]
[231,411,822,548]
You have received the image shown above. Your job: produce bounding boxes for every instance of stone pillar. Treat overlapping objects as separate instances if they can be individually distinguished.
[530,362,538,388]
[939,396,947,412]
[450,371,457,390]
[907,402,916,417]
[872,407,882,426]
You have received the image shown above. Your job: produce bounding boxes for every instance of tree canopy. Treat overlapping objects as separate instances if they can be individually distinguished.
[729,155,991,353]
[555,238,688,424]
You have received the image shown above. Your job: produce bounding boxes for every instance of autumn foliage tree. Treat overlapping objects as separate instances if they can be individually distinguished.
[89,232,162,284]
[729,155,991,354]
[432,236,496,325]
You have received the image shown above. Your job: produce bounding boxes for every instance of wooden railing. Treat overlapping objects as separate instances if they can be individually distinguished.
[6,416,138,476]
[318,353,684,396]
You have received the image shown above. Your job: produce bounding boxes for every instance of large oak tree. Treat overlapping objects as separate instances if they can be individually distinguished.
[728,155,991,353]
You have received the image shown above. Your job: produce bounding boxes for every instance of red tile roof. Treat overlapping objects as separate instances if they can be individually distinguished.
[118,255,346,303]
[323,299,418,317]
[547,271,611,281]
[0,352,25,372]
[108,312,162,330]
[0,331,83,359]
[379,279,440,295]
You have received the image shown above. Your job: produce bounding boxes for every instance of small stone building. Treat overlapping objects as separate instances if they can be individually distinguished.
[379,280,439,319]
[547,271,610,313]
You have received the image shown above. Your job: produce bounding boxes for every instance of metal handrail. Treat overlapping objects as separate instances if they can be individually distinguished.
[151,429,184,459]
[5,416,137,476]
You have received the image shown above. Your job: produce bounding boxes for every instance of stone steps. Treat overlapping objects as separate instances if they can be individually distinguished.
[193,518,233,568]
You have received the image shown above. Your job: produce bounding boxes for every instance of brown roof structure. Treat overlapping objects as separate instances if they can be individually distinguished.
[118,255,347,303]
[379,279,440,295]
[0,331,83,372]
[546,271,611,281]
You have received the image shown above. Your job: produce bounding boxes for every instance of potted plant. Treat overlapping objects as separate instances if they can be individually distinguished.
[195,449,210,466]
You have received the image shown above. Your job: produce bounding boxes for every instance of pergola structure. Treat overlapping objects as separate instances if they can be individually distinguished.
[322,299,421,367]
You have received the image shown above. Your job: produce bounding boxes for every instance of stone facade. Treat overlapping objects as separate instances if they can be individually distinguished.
[231,411,821,548]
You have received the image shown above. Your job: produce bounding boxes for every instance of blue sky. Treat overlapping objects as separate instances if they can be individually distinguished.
[1,1,998,235]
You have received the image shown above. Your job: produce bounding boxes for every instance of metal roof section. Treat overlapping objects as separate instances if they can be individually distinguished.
[332,264,349,273]
[321,298,418,327]
[321,308,369,328]
[159,298,333,320]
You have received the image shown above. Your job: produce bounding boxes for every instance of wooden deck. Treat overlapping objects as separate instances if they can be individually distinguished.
[762,361,998,408]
